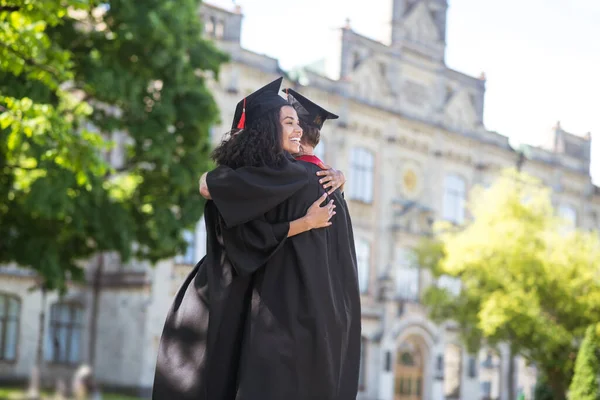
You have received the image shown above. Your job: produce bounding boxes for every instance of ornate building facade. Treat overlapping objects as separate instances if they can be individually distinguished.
[0,1,598,399]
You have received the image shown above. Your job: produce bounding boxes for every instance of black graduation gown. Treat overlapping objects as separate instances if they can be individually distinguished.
[152,156,361,400]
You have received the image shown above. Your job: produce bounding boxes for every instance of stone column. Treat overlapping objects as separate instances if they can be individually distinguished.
[377,275,398,400]
[430,342,445,400]
[431,379,445,400]
[377,346,396,400]
[499,343,511,400]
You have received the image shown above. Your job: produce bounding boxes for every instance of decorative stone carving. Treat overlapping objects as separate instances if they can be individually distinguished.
[403,80,430,108]
[397,161,423,200]
[403,2,441,44]
[444,90,478,131]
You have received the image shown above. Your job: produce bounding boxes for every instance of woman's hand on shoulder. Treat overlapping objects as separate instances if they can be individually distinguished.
[316,163,346,195]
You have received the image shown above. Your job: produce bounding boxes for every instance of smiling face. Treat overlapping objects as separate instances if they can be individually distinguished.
[279,105,303,154]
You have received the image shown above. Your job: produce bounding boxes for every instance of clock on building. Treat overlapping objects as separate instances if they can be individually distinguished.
[399,163,422,199]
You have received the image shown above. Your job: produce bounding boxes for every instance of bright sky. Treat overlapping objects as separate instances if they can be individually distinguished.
[209,0,600,183]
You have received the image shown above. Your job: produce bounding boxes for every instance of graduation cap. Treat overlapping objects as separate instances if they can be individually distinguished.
[282,88,339,130]
[232,77,289,130]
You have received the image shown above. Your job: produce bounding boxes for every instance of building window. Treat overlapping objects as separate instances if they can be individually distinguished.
[355,238,371,293]
[436,354,444,376]
[396,248,419,301]
[558,204,577,227]
[589,211,598,232]
[314,138,326,163]
[349,147,374,203]
[0,294,20,361]
[215,20,225,39]
[378,62,387,78]
[353,51,361,70]
[467,356,477,378]
[443,174,466,224]
[481,381,492,399]
[196,218,207,260]
[481,351,494,368]
[400,351,415,366]
[46,303,84,364]
[359,337,367,390]
[437,275,461,296]
[175,229,195,265]
[205,16,215,36]
[175,216,208,265]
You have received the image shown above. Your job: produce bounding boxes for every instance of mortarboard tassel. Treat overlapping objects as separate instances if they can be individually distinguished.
[236,98,246,129]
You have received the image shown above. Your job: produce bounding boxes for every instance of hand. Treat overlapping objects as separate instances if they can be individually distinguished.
[305,192,336,229]
[316,163,346,195]
[199,172,211,199]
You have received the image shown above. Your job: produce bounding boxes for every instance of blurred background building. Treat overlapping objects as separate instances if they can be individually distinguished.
[1,1,598,399]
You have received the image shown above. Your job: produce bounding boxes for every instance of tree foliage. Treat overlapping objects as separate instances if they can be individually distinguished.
[0,0,227,290]
[534,374,558,400]
[569,324,600,400]
[415,169,600,399]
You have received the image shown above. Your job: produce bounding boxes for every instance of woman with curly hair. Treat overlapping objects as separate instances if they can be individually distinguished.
[153,78,356,400]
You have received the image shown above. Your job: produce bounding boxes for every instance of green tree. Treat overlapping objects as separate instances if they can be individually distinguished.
[569,324,600,400]
[534,374,557,400]
[1,0,227,289]
[2,1,227,391]
[416,169,600,400]
[1,0,111,290]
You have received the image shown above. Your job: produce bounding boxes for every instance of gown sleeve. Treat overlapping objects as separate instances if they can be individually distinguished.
[219,215,290,277]
[206,159,308,228]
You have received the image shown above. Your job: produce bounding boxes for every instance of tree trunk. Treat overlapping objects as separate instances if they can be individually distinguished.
[546,368,568,400]
[88,132,113,367]
[36,287,47,375]
[88,253,104,367]
[27,286,47,399]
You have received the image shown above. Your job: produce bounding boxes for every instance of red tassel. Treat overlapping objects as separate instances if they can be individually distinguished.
[236,98,246,129]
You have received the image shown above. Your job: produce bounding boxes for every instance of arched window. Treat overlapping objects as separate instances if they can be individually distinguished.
[0,294,20,361]
[400,351,415,366]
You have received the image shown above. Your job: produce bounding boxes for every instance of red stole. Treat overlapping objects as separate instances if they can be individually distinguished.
[295,155,323,168]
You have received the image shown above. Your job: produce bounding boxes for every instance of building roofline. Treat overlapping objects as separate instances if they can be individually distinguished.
[203,1,239,16]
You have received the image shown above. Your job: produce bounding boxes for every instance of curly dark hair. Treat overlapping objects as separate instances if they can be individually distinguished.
[211,106,288,169]
[299,120,320,148]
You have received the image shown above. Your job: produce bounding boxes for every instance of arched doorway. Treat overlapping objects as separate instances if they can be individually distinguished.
[394,336,426,400]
